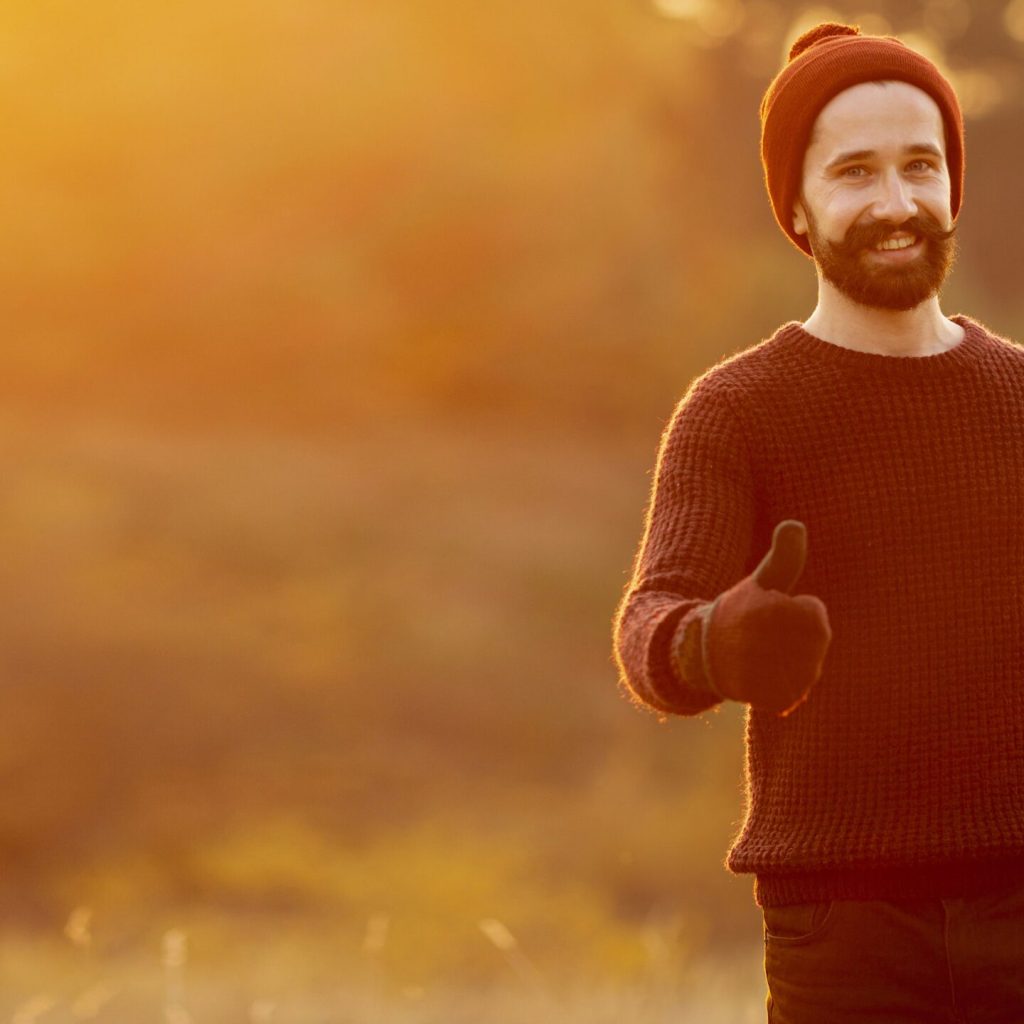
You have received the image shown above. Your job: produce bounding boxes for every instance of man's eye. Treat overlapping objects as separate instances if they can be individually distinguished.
[842,166,867,177]
[908,160,934,172]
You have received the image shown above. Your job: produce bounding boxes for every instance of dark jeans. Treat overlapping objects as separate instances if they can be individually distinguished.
[762,879,1024,1023]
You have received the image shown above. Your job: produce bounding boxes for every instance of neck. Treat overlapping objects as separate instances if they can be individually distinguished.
[801,282,964,356]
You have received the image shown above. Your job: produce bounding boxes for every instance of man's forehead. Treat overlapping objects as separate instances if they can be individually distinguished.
[809,80,946,153]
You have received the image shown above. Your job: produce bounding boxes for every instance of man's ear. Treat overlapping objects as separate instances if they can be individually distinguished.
[792,198,808,237]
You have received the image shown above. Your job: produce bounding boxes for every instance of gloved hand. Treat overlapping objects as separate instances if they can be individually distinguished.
[674,519,832,716]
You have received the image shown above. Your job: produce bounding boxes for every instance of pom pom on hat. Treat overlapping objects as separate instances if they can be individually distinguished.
[760,22,965,257]
[788,22,860,61]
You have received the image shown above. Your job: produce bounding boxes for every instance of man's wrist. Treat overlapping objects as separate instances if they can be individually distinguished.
[671,603,726,702]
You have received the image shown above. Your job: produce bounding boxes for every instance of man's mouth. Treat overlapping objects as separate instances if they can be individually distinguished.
[875,234,918,251]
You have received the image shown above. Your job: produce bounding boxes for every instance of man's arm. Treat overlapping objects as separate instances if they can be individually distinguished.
[613,374,756,716]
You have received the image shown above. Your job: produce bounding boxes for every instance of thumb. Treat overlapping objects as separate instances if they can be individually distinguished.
[752,519,808,594]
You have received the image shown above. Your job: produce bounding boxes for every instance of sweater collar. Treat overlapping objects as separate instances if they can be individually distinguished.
[778,314,989,375]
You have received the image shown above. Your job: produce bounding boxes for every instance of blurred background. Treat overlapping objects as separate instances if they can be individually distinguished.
[1,0,1022,1020]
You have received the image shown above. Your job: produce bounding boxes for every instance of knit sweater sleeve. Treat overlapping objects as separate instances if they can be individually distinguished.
[613,374,756,716]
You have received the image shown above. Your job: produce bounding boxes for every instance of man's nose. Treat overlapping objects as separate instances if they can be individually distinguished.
[871,170,918,223]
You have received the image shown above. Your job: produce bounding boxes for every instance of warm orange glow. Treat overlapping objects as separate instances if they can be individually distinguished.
[1,0,1021,1016]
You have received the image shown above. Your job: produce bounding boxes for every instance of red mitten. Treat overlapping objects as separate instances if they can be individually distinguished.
[675,520,832,716]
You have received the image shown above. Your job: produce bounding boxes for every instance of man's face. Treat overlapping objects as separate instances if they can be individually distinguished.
[793,80,957,311]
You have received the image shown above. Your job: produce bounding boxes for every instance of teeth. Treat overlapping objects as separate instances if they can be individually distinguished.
[877,235,917,251]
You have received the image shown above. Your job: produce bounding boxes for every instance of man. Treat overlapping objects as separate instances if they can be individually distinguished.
[613,22,1024,1023]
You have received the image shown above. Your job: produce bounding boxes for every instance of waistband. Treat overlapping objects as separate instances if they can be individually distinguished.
[755,856,1024,908]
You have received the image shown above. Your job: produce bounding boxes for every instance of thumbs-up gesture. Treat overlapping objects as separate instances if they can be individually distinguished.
[700,520,832,716]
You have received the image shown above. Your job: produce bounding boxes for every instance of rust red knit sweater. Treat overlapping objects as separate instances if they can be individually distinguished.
[614,315,1024,907]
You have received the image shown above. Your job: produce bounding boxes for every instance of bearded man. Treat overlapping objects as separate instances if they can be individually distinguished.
[613,22,1024,1023]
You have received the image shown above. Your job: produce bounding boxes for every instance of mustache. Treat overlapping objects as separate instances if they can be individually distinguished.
[836,213,957,254]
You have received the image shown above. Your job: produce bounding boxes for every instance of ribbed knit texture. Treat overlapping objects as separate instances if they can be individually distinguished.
[613,316,1024,907]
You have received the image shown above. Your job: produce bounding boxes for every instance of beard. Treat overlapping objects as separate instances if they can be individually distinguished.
[803,204,958,312]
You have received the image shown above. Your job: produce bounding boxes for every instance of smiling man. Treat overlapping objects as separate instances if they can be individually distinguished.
[796,81,958,322]
[613,22,1024,1024]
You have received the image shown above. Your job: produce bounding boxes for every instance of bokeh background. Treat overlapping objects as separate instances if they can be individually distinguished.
[3,0,1023,1020]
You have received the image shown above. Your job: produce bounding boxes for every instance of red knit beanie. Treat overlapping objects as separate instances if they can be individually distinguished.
[760,23,965,257]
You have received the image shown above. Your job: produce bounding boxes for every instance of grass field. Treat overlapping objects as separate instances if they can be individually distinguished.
[0,922,767,1023]
[0,412,762,1020]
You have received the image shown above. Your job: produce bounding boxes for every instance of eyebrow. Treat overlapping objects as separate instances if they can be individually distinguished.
[824,143,944,172]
